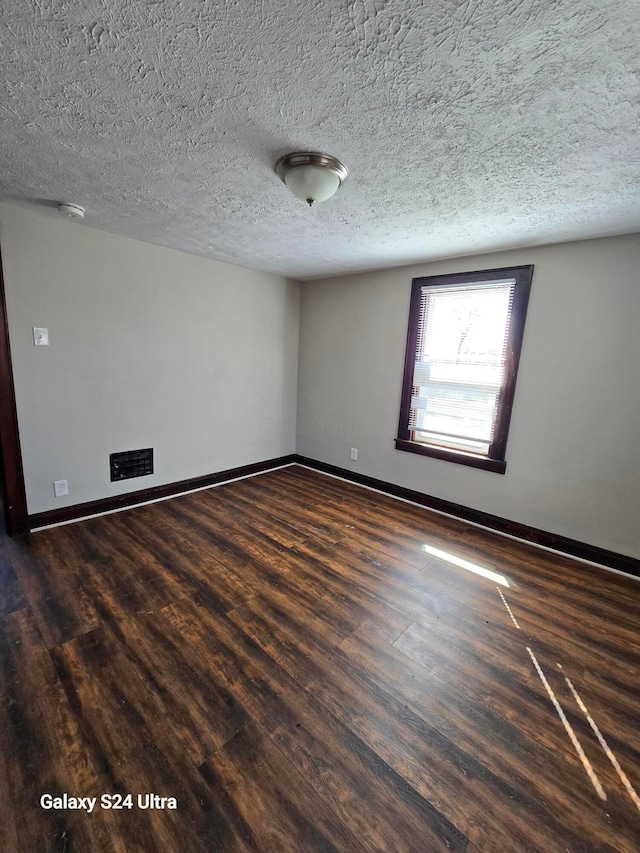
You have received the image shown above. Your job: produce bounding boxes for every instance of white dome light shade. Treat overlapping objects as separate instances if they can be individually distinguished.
[284,165,341,205]
[275,152,348,206]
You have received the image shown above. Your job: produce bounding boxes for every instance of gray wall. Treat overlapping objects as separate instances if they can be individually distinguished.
[2,202,639,561]
[0,204,299,515]
[297,234,640,559]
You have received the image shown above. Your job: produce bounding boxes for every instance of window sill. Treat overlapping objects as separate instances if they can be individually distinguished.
[394,438,506,474]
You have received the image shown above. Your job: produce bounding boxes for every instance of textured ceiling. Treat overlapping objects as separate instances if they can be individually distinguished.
[2,0,640,279]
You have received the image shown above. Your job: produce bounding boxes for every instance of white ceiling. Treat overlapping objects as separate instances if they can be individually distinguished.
[2,0,640,279]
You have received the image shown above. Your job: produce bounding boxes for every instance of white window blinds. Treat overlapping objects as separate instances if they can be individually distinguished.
[408,280,515,456]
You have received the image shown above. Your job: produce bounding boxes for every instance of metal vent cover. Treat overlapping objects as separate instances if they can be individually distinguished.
[110,448,153,482]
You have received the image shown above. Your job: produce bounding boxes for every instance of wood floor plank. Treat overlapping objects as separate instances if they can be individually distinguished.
[166,597,467,851]
[102,613,250,763]
[344,624,639,847]
[226,588,607,851]
[0,609,137,853]
[200,724,371,853]
[0,465,638,851]
[0,554,26,617]
[11,549,102,649]
[161,599,304,734]
[51,625,252,853]
[265,687,468,852]
[159,498,374,637]
[97,511,256,616]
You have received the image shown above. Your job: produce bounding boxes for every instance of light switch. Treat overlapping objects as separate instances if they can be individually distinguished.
[33,327,49,346]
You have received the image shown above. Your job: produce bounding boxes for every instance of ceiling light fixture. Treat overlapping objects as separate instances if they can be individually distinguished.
[275,151,348,207]
[57,202,85,220]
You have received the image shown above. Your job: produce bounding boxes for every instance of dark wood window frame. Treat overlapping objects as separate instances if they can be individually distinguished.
[396,264,533,474]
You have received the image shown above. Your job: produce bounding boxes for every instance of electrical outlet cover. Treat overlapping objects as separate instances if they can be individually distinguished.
[53,479,68,497]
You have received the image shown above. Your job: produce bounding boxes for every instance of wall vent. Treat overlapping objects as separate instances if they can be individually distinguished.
[110,448,153,482]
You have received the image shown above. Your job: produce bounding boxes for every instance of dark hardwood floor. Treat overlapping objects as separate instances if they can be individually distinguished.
[1,464,639,851]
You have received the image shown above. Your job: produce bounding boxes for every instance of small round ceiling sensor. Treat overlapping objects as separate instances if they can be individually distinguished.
[57,202,85,220]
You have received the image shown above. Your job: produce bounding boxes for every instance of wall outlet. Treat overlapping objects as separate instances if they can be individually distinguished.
[53,479,68,497]
[350,448,358,461]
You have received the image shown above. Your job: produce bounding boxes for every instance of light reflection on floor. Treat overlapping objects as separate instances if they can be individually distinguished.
[421,542,511,587]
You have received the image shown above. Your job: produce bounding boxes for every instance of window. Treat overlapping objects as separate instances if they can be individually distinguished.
[396,265,533,473]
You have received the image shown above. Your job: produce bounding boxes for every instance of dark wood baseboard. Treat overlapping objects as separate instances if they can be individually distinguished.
[294,455,640,578]
[28,455,297,530]
[26,450,639,578]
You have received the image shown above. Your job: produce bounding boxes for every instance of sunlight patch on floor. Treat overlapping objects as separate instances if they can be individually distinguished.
[421,542,511,587]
